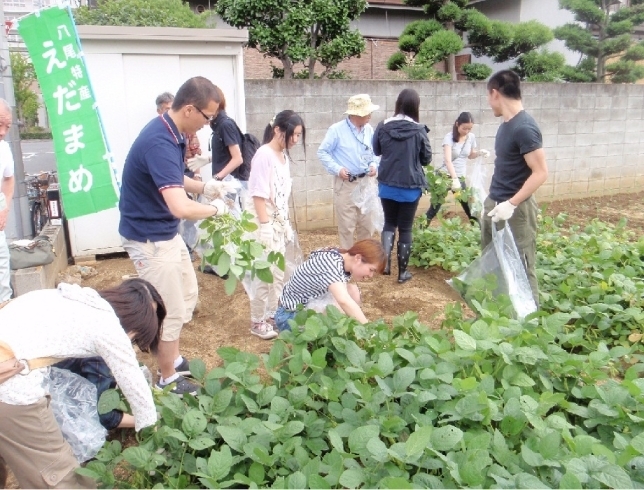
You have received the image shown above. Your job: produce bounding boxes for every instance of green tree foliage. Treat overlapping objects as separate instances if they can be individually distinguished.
[461,62,492,80]
[555,0,644,83]
[73,0,210,28]
[215,0,366,79]
[10,53,40,128]
[389,1,554,81]
[513,50,567,82]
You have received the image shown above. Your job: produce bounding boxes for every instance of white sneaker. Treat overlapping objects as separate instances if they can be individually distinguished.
[250,321,278,340]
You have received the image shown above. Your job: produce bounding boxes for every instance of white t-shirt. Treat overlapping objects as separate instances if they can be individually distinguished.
[437,132,477,177]
[0,140,15,180]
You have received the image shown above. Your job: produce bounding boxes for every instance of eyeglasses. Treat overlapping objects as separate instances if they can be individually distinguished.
[192,105,214,122]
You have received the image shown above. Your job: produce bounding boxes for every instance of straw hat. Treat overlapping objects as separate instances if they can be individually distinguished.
[344,94,379,117]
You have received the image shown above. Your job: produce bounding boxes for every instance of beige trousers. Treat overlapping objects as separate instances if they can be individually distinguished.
[0,397,97,489]
[334,176,374,250]
[122,234,198,341]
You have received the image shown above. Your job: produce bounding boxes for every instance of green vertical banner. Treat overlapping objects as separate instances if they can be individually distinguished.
[17,6,118,219]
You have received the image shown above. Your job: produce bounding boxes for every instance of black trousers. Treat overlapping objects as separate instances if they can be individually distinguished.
[380,198,420,243]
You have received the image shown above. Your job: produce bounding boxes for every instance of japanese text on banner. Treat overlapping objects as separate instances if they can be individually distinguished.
[17,6,118,219]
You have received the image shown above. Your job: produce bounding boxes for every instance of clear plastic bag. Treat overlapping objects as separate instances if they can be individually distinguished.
[44,367,107,463]
[448,223,537,320]
[351,177,384,235]
[306,291,337,313]
[469,157,488,222]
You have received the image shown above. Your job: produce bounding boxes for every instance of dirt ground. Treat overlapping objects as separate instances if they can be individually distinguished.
[5,191,644,489]
[79,190,644,373]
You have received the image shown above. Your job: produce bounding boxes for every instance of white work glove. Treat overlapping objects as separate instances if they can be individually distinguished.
[203,179,239,200]
[258,223,273,249]
[284,222,294,243]
[186,153,211,172]
[487,200,516,223]
[479,149,490,159]
[209,198,228,216]
[451,178,462,192]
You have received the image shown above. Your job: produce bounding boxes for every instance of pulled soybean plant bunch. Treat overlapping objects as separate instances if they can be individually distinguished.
[199,211,285,295]
[424,168,473,207]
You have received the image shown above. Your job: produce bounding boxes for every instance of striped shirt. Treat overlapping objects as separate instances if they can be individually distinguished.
[280,249,351,310]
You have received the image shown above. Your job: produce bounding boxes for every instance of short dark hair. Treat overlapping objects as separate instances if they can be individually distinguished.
[171,76,221,112]
[155,92,174,112]
[394,88,420,122]
[452,111,474,143]
[487,70,522,100]
[262,110,306,158]
[98,278,165,354]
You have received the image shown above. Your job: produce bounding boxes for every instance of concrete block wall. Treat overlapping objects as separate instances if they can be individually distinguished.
[244,80,644,231]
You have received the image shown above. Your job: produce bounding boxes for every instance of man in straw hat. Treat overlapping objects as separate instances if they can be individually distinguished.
[318,94,380,249]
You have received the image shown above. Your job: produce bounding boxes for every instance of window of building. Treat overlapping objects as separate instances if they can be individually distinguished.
[4,0,27,7]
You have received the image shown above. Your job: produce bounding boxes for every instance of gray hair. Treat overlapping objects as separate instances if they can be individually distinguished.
[155,92,174,111]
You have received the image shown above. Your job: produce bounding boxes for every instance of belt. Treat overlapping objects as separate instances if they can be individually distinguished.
[348,172,367,182]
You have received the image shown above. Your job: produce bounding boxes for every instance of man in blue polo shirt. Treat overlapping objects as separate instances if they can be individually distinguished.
[318,94,380,249]
[119,76,227,395]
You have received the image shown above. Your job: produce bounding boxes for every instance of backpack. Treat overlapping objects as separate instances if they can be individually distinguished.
[211,116,260,181]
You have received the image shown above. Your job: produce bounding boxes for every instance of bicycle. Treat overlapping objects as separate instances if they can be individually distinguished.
[24,170,58,236]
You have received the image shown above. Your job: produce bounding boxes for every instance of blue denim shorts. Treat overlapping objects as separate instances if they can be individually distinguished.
[274,305,297,332]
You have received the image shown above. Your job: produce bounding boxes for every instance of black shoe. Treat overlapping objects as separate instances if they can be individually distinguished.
[201,265,229,280]
[157,357,192,377]
[155,375,198,396]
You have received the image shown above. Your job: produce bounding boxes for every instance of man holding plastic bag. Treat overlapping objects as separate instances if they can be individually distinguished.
[483,70,549,307]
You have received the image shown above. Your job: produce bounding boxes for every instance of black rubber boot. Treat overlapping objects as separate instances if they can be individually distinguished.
[397,242,413,283]
[381,231,395,275]
[460,201,478,224]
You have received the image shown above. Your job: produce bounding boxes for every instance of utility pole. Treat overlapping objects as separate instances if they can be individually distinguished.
[0,2,29,239]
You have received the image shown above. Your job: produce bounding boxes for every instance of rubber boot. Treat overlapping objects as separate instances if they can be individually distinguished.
[397,242,413,283]
[381,231,395,275]
[425,203,441,225]
[461,201,480,227]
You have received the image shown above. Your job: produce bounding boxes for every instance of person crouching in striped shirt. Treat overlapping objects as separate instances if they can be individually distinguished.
[274,239,386,331]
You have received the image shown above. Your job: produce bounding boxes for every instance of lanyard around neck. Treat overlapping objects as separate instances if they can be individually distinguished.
[159,114,182,145]
[345,118,370,151]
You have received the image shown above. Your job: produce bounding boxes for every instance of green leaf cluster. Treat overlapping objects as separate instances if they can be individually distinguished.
[461,62,492,80]
[73,0,210,27]
[414,211,644,353]
[411,215,481,272]
[82,300,644,488]
[10,53,40,128]
[389,1,554,81]
[555,0,644,83]
[215,0,366,78]
[198,211,285,295]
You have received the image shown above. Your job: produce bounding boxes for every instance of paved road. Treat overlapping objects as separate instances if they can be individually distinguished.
[19,139,56,175]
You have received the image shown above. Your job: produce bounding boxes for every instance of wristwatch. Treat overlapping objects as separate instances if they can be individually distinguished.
[214,175,222,181]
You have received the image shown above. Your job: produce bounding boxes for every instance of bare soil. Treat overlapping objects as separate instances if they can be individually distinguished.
[80,190,644,373]
[5,190,644,488]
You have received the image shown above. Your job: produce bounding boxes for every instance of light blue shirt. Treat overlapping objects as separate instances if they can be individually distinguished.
[317,117,379,176]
